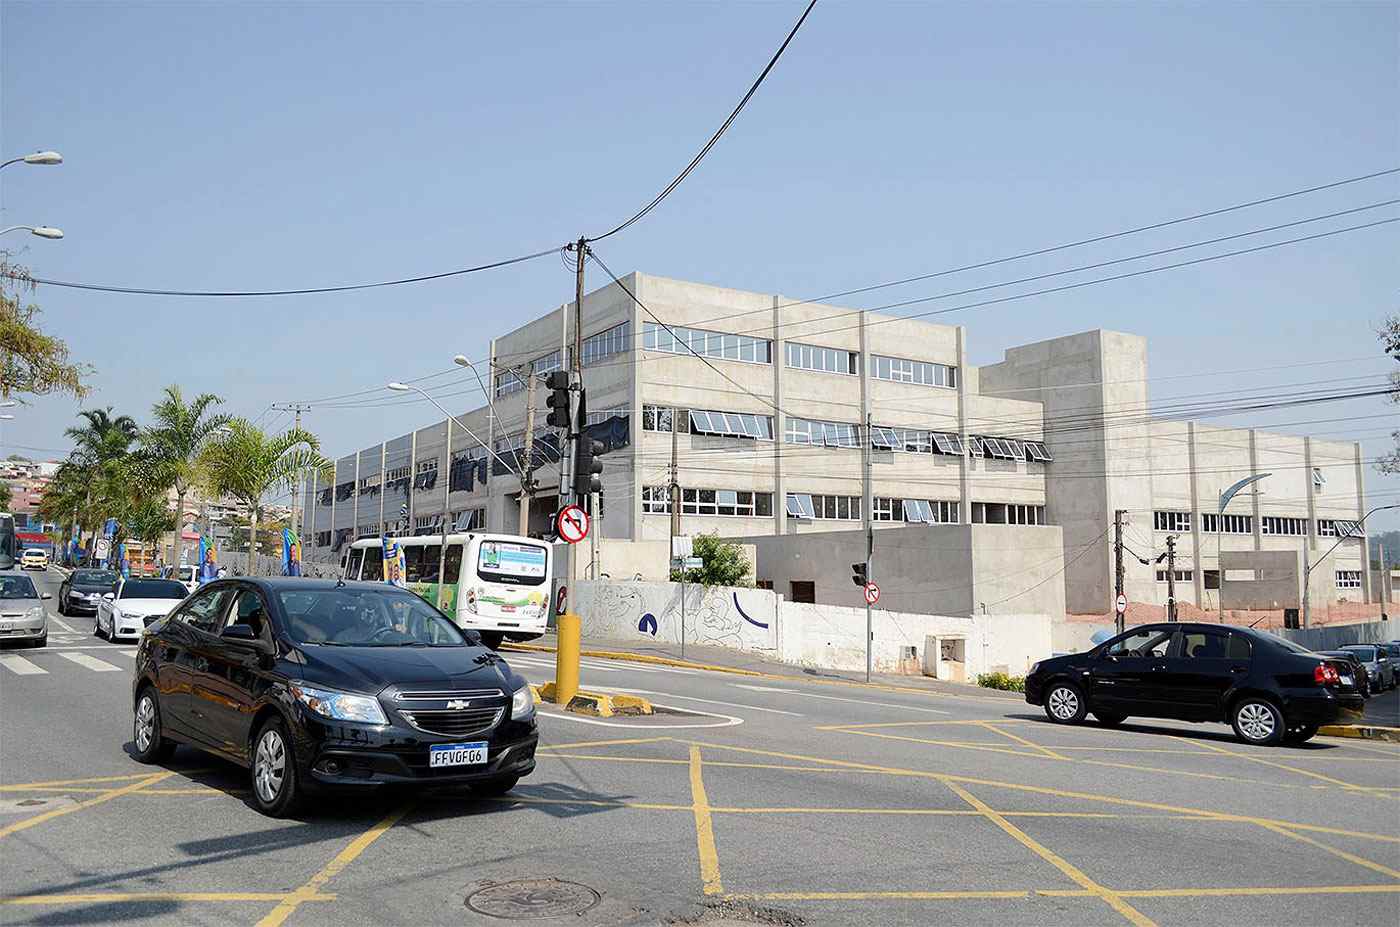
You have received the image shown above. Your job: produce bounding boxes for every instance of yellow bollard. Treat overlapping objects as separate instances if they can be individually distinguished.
[554,611,581,706]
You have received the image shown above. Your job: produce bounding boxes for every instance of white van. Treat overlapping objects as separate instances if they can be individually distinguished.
[343,533,552,648]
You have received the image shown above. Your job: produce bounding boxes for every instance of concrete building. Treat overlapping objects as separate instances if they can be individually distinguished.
[302,272,1375,621]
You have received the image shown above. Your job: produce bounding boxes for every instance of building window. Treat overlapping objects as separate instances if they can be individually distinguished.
[1317,519,1337,538]
[756,579,774,591]
[691,409,774,440]
[416,458,438,474]
[785,417,859,448]
[1312,467,1325,488]
[972,502,1046,525]
[1153,511,1193,533]
[580,321,631,367]
[1155,569,1194,583]
[1261,516,1307,536]
[495,349,563,397]
[871,354,956,388]
[1201,513,1252,534]
[644,486,772,517]
[873,497,958,524]
[643,322,772,364]
[785,342,858,375]
[583,404,629,427]
[786,493,815,519]
[789,581,816,604]
[1335,570,1363,589]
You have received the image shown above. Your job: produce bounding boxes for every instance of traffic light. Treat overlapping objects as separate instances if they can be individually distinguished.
[573,437,604,500]
[851,562,867,587]
[545,371,572,429]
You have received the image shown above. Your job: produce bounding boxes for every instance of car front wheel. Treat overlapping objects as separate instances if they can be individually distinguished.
[251,717,303,818]
[1044,682,1088,724]
[1231,698,1283,746]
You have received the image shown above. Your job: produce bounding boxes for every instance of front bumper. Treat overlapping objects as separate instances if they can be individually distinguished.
[1023,674,1046,706]
[0,620,47,642]
[66,597,99,615]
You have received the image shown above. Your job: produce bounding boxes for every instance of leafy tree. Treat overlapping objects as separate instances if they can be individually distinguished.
[0,255,89,399]
[199,420,331,573]
[669,533,753,587]
[134,386,229,568]
[125,495,177,555]
[1379,315,1399,475]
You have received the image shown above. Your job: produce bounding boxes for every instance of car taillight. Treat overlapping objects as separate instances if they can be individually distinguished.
[1314,663,1339,685]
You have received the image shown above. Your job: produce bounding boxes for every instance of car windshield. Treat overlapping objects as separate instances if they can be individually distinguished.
[1342,646,1377,660]
[74,570,118,587]
[120,580,188,600]
[0,575,37,599]
[278,587,468,647]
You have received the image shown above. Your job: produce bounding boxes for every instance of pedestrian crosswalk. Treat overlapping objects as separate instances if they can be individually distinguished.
[0,648,135,677]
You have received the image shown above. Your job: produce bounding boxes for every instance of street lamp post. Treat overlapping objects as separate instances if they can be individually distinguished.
[1302,504,1399,629]
[0,226,63,239]
[0,151,62,171]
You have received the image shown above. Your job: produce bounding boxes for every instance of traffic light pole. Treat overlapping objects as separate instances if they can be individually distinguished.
[864,412,874,683]
[554,238,588,709]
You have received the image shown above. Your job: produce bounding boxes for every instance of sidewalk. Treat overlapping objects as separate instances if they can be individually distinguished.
[504,631,1024,702]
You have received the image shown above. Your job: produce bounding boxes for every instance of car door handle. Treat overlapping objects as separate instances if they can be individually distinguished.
[1229,666,1246,674]
[1151,664,1167,672]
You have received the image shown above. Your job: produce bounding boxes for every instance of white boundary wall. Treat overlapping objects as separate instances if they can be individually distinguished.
[573,581,1050,677]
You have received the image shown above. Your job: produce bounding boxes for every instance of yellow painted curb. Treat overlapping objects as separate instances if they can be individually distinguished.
[534,682,653,718]
[1318,724,1400,744]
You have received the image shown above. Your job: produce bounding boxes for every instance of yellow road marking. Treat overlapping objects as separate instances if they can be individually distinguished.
[538,752,859,774]
[537,736,671,751]
[1,892,335,905]
[0,773,154,791]
[0,772,173,840]
[688,745,724,896]
[1257,823,1400,880]
[679,739,1400,844]
[729,890,1033,900]
[945,780,1156,927]
[255,802,413,927]
[816,718,1038,731]
[979,722,1070,761]
[473,796,692,811]
[1054,885,1400,898]
[1184,737,1399,799]
[731,885,1400,902]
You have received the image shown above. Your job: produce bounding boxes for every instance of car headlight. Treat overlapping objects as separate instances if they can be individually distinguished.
[511,682,535,720]
[291,683,388,725]
[27,606,45,622]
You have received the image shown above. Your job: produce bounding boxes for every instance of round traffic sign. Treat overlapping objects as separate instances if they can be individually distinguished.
[1115,593,1127,615]
[556,504,590,544]
[94,538,111,559]
[864,582,880,606]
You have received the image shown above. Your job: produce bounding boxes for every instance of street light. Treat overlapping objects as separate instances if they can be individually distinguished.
[0,225,63,239]
[0,151,63,170]
[385,382,518,477]
[1302,503,1400,629]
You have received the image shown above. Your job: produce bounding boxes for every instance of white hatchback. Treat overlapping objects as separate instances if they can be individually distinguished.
[96,577,189,640]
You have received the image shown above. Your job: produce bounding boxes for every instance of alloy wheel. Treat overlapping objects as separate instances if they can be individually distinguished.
[1048,686,1079,720]
[134,696,155,753]
[254,730,286,804]
[1237,702,1275,741]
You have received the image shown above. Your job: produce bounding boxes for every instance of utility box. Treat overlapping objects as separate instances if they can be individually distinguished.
[923,634,967,681]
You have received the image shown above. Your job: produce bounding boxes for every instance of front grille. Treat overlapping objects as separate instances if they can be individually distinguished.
[395,689,503,701]
[399,707,502,737]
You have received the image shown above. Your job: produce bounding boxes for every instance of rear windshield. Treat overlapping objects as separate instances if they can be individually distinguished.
[278,587,467,647]
[120,580,189,600]
[0,575,37,599]
[74,570,118,587]
[1342,645,1377,660]
[1239,628,1312,655]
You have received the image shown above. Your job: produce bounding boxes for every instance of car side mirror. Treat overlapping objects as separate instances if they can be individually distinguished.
[102,592,114,600]
[40,592,52,600]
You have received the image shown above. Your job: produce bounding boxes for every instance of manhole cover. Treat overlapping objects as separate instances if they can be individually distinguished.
[466,879,601,919]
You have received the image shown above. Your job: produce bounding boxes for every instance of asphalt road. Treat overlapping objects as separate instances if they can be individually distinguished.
[2,568,1398,927]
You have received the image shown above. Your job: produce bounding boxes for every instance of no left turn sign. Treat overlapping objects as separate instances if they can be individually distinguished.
[556,504,590,544]
[864,582,880,606]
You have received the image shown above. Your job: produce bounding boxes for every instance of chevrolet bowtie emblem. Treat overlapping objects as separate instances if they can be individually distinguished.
[445,699,472,710]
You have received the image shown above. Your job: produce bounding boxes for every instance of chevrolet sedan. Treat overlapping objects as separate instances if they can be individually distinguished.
[131,577,538,817]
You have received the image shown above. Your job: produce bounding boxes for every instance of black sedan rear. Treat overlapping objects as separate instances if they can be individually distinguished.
[1025,623,1363,746]
[1317,650,1371,698]
[131,577,538,816]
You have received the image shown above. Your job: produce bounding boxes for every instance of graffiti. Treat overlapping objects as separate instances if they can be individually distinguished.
[573,581,775,651]
[639,612,657,636]
[733,592,768,629]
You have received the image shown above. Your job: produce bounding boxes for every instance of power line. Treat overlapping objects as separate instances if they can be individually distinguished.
[590,0,819,242]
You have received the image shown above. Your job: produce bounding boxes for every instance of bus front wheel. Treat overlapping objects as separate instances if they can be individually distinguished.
[478,631,504,650]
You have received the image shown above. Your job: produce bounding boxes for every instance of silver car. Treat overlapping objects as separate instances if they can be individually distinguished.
[1340,644,1395,691]
[0,572,51,647]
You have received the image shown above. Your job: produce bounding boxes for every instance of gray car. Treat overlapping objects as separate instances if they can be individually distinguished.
[0,572,52,648]
[1340,644,1395,691]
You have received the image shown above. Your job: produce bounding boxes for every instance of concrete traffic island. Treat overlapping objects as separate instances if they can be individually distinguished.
[529,682,653,718]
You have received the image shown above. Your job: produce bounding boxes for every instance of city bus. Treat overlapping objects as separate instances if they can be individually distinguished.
[342,533,552,649]
[0,514,16,570]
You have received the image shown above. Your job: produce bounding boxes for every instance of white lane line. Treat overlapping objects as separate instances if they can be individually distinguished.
[0,654,47,675]
[731,684,951,715]
[23,645,134,652]
[46,613,79,634]
[56,652,123,672]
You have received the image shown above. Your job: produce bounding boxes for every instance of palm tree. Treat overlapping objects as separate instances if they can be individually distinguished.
[135,386,228,569]
[200,419,331,573]
[62,407,139,550]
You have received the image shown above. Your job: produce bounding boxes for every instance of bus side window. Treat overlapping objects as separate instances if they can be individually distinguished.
[346,548,364,579]
[403,546,423,582]
[418,544,441,583]
[443,544,463,584]
[361,550,383,581]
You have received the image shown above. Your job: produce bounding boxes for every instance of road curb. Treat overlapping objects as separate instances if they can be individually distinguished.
[1317,723,1400,744]
[530,682,654,718]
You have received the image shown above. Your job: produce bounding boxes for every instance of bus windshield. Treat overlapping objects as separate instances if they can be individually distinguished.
[476,540,548,587]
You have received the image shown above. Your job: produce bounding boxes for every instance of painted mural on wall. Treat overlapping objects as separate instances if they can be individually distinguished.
[575,581,777,650]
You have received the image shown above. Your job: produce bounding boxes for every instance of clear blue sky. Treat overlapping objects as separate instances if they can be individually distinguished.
[2,2,1397,527]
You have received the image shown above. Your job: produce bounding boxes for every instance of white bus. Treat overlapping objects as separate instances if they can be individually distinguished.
[342,533,552,648]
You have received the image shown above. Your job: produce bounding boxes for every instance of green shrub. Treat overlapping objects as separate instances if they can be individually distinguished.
[976,672,1026,693]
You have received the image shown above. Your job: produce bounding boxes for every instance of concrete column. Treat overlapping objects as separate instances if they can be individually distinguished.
[1187,422,1203,607]
[629,294,644,542]
[1355,442,1373,603]
[408,431,417,535]
[1304,437,1317,553]
[378,443,387,533]
[1248,429,1261,551]
[955,327,972,524]
[308,473,319,555]
[858,311,873,530]
[772,295,786,536]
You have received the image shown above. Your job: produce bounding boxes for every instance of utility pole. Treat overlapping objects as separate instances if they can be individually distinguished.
[555,236,587,708]
[669,417,680,568]
[864,412,874,683]
[518,374,538,537]
[1165,534,1177,622]
[1114,509,1126,635]
[437,416,452,611]
[272,403,312,543]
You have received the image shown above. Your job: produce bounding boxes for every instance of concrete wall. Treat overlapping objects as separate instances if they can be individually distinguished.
[570,579,1052,676]
[1220,549,1301,610]
[1278,621,1395,651]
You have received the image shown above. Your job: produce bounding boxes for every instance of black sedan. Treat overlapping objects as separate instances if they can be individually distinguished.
[57,568,118,616]
[131,577,538,816]
[1317,650,1371,698]
[1025,623,1363,746]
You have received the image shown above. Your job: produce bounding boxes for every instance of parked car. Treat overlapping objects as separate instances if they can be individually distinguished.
[1383,642,1400,672]
[0,573,51,647]
[1025,622,1364,746]
[96,577,189,641]
[131,578,538,816]
[20,548,49,571]
[58,569,119,617]
[1317,651,1371,698]
[1339,645,1395,691]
